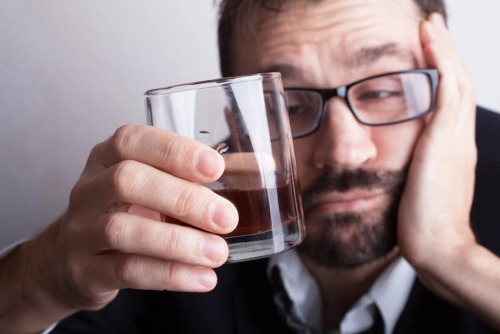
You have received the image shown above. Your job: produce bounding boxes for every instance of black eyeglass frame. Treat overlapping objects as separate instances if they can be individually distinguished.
[285,68,440,139]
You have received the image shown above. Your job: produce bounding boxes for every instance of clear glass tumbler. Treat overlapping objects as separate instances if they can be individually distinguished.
[145,72,305,262]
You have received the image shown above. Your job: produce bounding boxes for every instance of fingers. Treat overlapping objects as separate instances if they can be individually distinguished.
[414,13,477,189]
[82,213,226,293]
[68,211,224,294]
[86,125,225,184]
[398,13,479,263]
[77,253,218,295]
[70,159,238,234]
[89,213,229,267]
[58,123,240,305]
[420,13,476,133]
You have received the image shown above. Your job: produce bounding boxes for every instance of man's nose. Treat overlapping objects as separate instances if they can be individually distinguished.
[312,98,376,170]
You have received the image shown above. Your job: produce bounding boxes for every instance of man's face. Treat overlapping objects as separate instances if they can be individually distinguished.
[231,0,429,268]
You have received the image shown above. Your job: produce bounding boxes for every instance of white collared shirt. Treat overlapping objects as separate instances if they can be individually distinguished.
[268,249,416,334]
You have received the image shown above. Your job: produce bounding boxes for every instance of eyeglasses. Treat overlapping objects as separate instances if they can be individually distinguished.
[284,69,439,139]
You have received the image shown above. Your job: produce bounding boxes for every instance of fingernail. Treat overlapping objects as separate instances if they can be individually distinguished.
[195,150,222,178]
[197,269,217,289]
[202,236,227,263]
[210,201,238,230]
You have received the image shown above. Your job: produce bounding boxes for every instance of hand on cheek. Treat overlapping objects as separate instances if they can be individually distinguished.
[397,13,477,269]
[396,16,500,328]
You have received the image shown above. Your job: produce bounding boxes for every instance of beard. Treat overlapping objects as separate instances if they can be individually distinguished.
[297,167,406,269]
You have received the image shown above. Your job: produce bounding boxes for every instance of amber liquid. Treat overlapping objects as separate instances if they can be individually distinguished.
[215,178,303,237]
[161,177,303,238]
[160,176,304,262]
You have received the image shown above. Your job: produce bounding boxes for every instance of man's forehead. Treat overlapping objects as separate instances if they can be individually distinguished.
[260,43,418,79]
[233,0,423,80]
[246,0,423,52]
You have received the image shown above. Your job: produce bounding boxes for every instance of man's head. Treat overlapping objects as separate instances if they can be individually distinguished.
[217,0,446,269]
[218,0,446,77]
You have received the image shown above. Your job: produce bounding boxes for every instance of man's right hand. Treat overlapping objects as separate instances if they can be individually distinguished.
[0,125,238,333]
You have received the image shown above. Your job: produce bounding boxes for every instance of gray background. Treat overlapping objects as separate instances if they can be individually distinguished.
[1,1,499,248]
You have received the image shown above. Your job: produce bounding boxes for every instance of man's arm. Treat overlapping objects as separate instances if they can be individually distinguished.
[0,125,238,334]
[398,13,500,330]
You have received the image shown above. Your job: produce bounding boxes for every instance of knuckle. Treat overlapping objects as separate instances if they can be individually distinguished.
[68,180,86,208]
[158,134,190,168]
[63,259,99,306]
[171,186,201,219]
[64,256,82,286]
[110,160,143,200]
[88,143,104,161]
[109,125,140,159]
[163,226,185,255]
[163,262,183,286]
[101,213,127,249]
[60,255,116,310]
[115,256,137,285]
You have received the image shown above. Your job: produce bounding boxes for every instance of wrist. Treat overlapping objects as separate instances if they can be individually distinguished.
[404,221,476,271]
[0,223,76,333]
[410,236,479,306]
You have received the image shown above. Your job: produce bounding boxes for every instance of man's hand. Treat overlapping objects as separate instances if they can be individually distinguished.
[397,13,500,330]
[0,125,238,333]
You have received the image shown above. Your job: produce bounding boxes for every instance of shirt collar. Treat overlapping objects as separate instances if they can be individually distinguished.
[268,249,323,328]
[367,256,415,334]
[267,249,416,334]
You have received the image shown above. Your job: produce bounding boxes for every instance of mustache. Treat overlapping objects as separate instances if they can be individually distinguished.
[301,167,407,213]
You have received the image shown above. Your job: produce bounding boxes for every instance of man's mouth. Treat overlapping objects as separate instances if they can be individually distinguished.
[300,167,407,217]
[307,191,385,213]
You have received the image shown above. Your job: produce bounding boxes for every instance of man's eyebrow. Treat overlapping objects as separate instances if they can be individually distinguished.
[349,43,418,68]
[260,44,417,79]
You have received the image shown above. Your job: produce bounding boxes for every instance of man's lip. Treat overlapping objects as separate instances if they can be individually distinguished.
[308,191,383,213]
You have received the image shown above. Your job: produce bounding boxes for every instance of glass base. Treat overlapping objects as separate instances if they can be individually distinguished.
[225,219,305,263]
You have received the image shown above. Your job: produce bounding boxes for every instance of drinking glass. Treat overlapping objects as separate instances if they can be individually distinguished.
[145,72,305,262]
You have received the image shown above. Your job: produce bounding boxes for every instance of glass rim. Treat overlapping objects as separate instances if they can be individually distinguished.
[145,72,281,97]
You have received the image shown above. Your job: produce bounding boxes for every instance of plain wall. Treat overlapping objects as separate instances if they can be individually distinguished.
[1,1,499,248]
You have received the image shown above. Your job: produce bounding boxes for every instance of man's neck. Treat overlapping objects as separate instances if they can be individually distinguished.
[300,247,400,329]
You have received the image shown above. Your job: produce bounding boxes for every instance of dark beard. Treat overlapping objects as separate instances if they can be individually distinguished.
[297,167,406,269]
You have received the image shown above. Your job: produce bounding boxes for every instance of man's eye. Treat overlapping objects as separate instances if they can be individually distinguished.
[287,104,310,117]
[356,90,403,101]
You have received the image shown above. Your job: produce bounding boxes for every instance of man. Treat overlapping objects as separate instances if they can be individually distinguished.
[1,0,499,333]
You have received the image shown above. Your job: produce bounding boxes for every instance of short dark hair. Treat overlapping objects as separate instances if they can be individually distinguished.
[217,0,447,76]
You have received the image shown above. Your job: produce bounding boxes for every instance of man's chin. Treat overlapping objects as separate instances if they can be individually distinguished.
[297,166,406,269]
[296,211,397,269]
